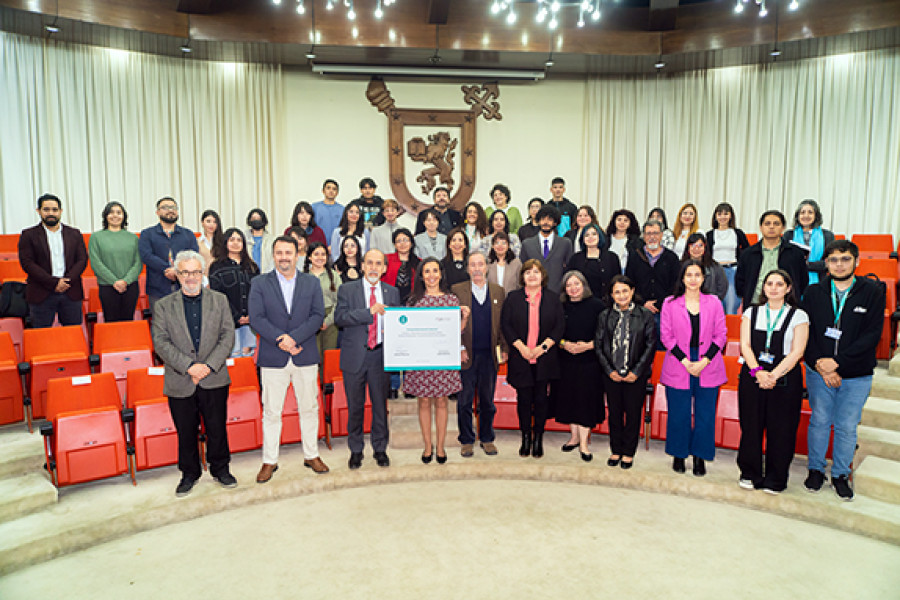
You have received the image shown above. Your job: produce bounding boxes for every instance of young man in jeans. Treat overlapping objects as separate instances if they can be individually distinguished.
[800,240,885,501]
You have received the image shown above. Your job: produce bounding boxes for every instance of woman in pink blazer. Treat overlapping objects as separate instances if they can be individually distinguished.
[659,260,728,476]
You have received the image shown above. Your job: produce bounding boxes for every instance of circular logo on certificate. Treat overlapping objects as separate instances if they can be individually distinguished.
[399,315,408,324]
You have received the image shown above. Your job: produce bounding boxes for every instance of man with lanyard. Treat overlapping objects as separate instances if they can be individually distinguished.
[801,240,885,501]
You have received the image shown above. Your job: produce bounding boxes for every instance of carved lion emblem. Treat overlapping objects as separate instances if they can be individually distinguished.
[407,132,458,195]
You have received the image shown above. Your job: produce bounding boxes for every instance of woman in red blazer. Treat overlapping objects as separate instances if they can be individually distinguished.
[659,260,728,476]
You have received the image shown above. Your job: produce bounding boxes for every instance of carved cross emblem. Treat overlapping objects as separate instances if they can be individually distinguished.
[461,83,502,121]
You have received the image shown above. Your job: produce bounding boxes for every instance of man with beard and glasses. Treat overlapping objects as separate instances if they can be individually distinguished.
[800,240,885,501]
[334,249,401,470]
[151,250,236,497]
[18,193,88,327]
[414,187,462,236]
[519,204,574,294]
[139,197,199,315]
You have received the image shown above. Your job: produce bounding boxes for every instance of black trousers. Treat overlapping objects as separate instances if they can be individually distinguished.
[29,292,82,328]
[168,385,230,480]
[344,346,389,454]
[98,282,139,322]
[737,370,803,491]
[606,377,647,458]
[515,377,550,435]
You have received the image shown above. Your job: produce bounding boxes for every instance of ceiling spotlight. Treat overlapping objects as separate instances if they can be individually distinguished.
[545,59,554,68]
[348,9,356,19]
[551,1,560,13]
[326,0,334,9]
[506,10,517,24]
[296,2,305,14]
[536,9,546,23]
[491,2,501,14]
[549,17,558,29]
[272,0,281,4]
[45,24,60,33]
[654,60,666,69]
[788,0,799,10]
[180,45,192,53]
[591,9,600,20]
[770,49,782,57]
[577,17,585,27]
[375,8,383,18]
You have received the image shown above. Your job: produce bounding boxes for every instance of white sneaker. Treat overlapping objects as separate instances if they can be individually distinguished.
[738,478,754,490]
[762,487,781,495]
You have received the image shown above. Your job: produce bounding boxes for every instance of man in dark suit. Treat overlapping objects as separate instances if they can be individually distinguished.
[519,204,574,294]
[334,249,401,469]
[151,250,236,497]
[414,186,462,235]
[249,235,327,483]
[17,194,88,328]
[452,250,507,458]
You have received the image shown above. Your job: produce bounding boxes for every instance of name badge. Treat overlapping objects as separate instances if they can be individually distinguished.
[825,327,842,340]
[853,306,867,313]
[759,352,775,364]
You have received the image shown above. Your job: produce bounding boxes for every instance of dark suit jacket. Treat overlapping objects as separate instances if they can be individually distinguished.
[18,223,87,304]
[249,269,325,369]
[333,279,401,373]
[500,287,565,388]
[519,233,573,294]
[451,281,508,370]
[150,288,234,397]
[734,241,809,304]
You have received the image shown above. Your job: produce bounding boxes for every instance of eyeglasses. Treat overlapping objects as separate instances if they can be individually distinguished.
[178,270,203,278]
[826,256,854,265]
[644,231,662,237]
[158,205,178,211]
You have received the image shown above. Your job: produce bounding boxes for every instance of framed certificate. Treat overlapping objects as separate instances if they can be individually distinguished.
[383,307,461,371]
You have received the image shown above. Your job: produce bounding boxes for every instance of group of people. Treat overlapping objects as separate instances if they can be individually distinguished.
[15,185,885,501]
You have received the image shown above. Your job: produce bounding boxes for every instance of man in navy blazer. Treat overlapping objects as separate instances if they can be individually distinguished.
[249,236,327,483]
[334,249,401,469]
[18,194,88,327]
[519,204,573,294]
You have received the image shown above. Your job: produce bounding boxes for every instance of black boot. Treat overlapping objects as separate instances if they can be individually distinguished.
[672,457,686,473]
[532,432,544,458]
[692,456,706,477]
[519,431,532,457]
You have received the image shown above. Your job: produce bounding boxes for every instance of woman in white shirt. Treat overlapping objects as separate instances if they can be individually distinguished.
[705,202,750,315]
[198,209,223,280]
[463,201,489,251]
[330,201,369,262]
[603,209,642,273]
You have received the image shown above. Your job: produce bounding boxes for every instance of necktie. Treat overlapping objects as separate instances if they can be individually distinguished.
[543,238,550,259]
[367,285,378,349]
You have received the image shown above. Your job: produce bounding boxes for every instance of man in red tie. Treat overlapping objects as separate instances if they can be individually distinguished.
[334,249,401,469]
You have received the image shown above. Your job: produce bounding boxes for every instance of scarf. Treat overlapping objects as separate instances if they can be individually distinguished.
[611,303,634,373]
[794,225,824,284]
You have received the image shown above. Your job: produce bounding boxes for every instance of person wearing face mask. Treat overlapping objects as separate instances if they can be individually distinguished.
[783,199,835,286]
[244,208,275,273]
[334,249,401,470]
[151,250,236,497]
[139,196,200,316]
[18,193,88,327]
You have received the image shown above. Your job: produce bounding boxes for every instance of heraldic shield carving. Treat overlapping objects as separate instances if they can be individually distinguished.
[366,78,501,215]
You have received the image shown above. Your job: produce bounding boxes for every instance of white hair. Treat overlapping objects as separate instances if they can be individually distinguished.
[174,249,205,271]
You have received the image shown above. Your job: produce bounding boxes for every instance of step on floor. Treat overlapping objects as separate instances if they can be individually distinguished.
[0,425,45,479]
[861,397,900,431]
[0,473,58,524]
[390,414,460,450]
[854,455,900,504]
[857,425,900,462]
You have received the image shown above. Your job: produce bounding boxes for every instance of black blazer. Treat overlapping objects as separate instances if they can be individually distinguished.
[18,223,87,303]
[500,287,565,388]
[594,304,658,380]
[734,241,809,304]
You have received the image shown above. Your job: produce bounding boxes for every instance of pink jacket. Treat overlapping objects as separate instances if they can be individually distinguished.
[659,293,728,390]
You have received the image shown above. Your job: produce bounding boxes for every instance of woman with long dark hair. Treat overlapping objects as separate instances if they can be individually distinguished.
[442,227,470,287]
[565,205,605,253]
[198,209,224,278]
[383,228,420,304]
[330,201,368,262]
[304,241,340,354]
[403,257,465,464]
[568,223,620,304]
[208,228,260,357]
[737,269,809,493]
[486,231,522,295]
[334,235,362,283]
[680,232,728,302]
[88,201,142,321]
[604,209,642,273]
[287,200,327,246]
[463,201,489,250]
[706,202,750,315]
[659,260,728,476]
[480,209,521,256]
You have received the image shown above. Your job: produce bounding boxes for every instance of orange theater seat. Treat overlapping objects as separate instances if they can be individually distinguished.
[280,383,327,445]
[225,357,263,453]
[321,348,342,443]
[493,373,519,430]
[0,317,24,362]
[851,234,894,260]
[21,326,91,429]
[92,320,154,401]
[0,260,27,282]
[745,233,759,246]
[41,372,130,487]
[725,314,742,341]
[0,234,19,259]
[715,388,741,450]
[649,382,668,440]
[0,332,24,425]
[329,378,372,437]
[795,397,834,459]
[126,367,177,471]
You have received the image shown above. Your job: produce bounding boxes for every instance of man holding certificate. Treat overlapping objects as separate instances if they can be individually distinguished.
[334,249,400,470]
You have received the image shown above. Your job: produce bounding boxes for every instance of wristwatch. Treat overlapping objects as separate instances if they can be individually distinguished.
[541,342,549,351]
[749,366,763,377]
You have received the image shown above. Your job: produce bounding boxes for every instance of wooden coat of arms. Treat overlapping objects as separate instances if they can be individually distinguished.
[366,78,501,215]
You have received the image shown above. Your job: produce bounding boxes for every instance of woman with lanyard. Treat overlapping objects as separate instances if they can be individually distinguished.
[737,269,809,493]
[783,199,835,286]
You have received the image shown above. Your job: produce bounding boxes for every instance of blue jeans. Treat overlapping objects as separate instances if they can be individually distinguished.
[805,367,872,477]
[665,348,718,461]
[722,264,740,315]
[230,324,257,358]
[457,350,497,444]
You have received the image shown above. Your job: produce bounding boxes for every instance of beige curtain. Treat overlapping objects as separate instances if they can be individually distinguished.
[581,48,900,236]
[0,32,285,235]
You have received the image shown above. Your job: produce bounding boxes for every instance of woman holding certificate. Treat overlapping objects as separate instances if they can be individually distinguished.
[403,257,464,464]
[500,259,565,459]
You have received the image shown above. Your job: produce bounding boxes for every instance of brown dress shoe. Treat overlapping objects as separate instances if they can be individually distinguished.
[460,444,474,457]
[304,457,330,474]
[256,463,278,483]
[480,442,498,456]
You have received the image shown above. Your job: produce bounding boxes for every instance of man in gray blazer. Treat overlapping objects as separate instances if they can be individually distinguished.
[334,249,401,469]
[249,235,327,483]
[519,204,573,294]
[151,250,236,497]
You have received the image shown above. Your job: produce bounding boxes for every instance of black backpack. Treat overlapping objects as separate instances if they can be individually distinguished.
[0,281,28,318]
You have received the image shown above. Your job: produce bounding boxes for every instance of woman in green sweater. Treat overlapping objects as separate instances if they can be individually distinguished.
[88,201,143,321]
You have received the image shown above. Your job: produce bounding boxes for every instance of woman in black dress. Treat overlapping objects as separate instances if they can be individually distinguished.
[595,275,657,469]
[553,271,606,461]
[208,228,260,357]
[500,259,565,459]
[568,223,620,306]
[334,235,362,283]
[441,227,470,287]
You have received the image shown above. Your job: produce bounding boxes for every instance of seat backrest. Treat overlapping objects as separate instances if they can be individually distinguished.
[125,367,166,409]
[722,355,741,390]
[93,320,153,354]
[23,325,89,362]
[855,259,897,281]
[851,233,894,252]
[0,318,24,361]
[0,234,19,254]
[227,356,259,392]
[725,313,742,340]
[322,348,342,385]
[46,372,120,422]
[649,350,666,385]
[745,233,759,246]
[0,260,26,282]
[0,331,16,366]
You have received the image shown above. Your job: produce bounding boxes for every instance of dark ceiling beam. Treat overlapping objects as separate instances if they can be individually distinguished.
[648,0,679,31]
[427,0,450,25]
[177,0,227,15]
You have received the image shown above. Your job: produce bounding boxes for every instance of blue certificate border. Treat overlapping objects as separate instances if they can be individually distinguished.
[383,306,461,371]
